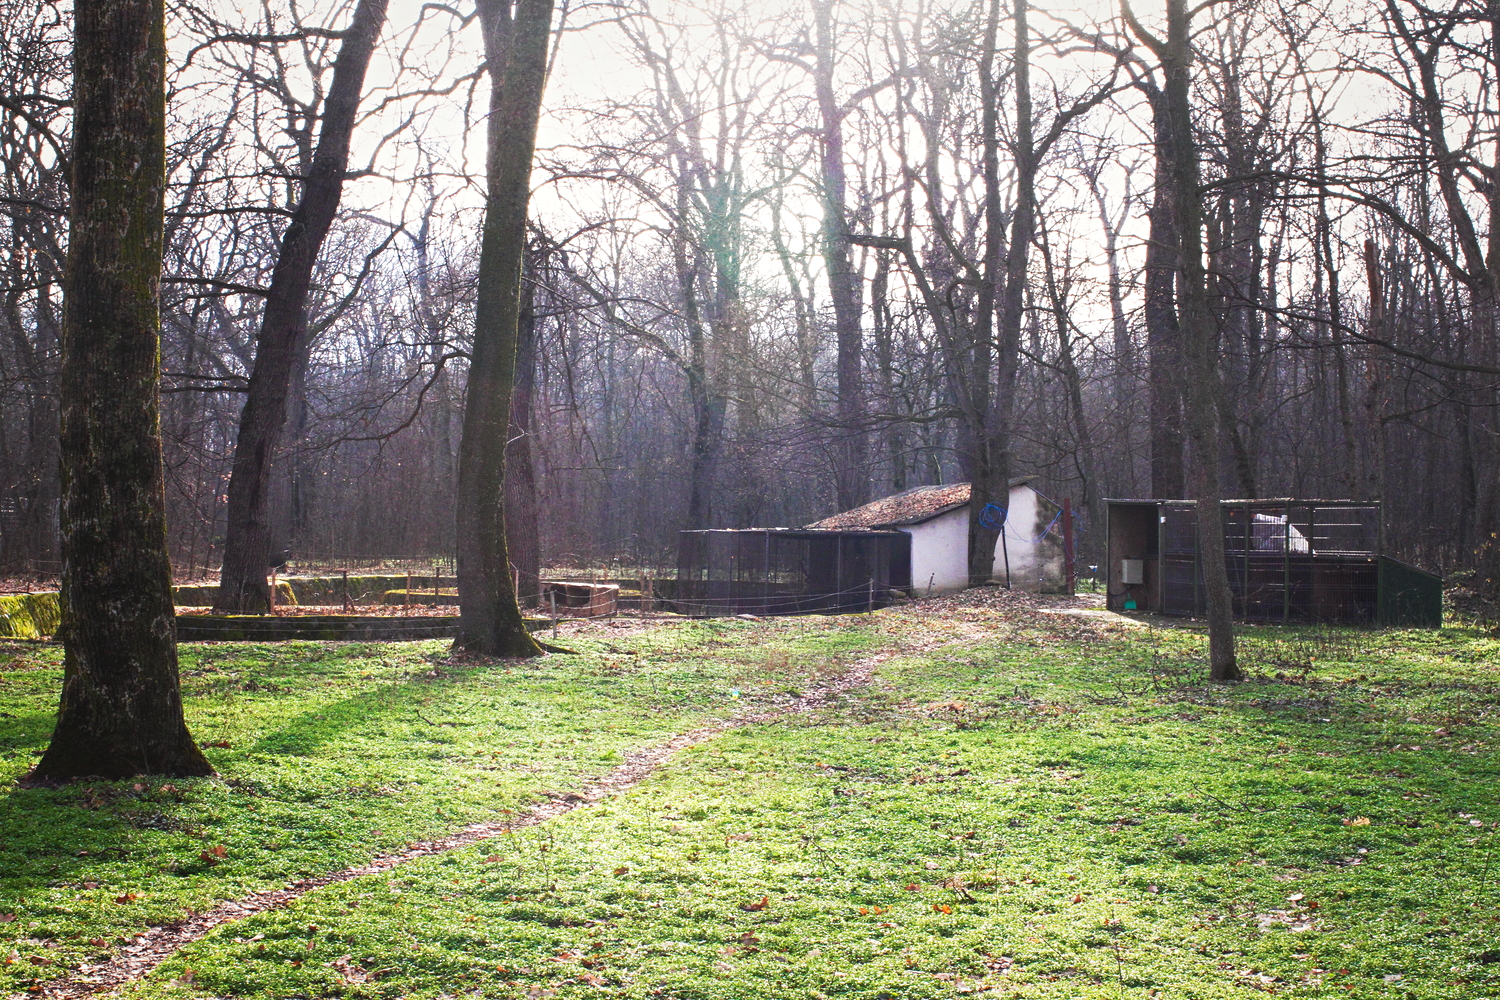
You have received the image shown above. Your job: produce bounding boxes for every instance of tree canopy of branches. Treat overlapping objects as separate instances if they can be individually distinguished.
[1,0,1495,643]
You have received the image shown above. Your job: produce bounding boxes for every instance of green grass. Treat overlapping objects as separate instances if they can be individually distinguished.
[0,620,880,992]
[4,611,1499,998]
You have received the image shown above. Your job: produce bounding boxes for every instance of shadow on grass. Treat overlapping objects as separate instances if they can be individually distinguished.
[244,658,501,757]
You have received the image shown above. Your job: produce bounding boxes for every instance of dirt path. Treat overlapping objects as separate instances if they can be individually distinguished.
[33,645,902,999]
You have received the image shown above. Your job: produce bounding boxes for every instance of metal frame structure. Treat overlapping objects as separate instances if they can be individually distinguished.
[1106,499,1441,627]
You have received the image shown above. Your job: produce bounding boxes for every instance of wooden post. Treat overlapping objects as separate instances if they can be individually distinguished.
[550,590,558,640]
[639,570,645,615]
[405,571,411,609]
[434,564,440,605]
[867,576,874,614]
[646,574,653,615]
[270,569,277,613]
[342,568,352,612]
[1063,497,1076,596]
[513,566,520,604]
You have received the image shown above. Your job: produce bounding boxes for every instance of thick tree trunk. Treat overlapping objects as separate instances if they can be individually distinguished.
[31,0,211,780]
[506,253,541,607]
[676,232,724,529]
[1143,88,1186,499]
[214,0,389,612]
[870,249,905,492]
[453,0,553,656]
[812,0,868,511]
[1128,0,1240,680]
[971,0,1028,587]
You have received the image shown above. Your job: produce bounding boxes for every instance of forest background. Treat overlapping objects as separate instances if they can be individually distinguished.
[1,0,1496,591]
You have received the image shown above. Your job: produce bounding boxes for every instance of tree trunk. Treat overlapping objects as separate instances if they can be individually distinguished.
[1128,0,1240,680]
[1143,87,1186,499]
[453,0,553,656]
[972,0,1029,587]
[506,248,542,608]
[214,0,389,612]
[812,0,868,510]
[31,0,211,780]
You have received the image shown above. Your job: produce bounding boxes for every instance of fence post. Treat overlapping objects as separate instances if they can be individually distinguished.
[867,577,874,614]
[434,565,440,605]
[405,571,411,609]
[342,568,351,612]
[550,590,558,640]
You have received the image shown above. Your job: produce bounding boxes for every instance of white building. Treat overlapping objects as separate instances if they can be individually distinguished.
[806,480,1068,595]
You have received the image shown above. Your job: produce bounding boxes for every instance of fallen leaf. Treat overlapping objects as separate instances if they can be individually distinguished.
[0,915,14,923]
[613,866,629,875]
[740,895,769,912]
[114,893,140,904]
[1071,893,1084,904]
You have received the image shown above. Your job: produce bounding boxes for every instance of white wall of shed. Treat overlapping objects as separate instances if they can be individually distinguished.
[902,511,969,595]
[992,485,1066,591]
[899,484,1069,596]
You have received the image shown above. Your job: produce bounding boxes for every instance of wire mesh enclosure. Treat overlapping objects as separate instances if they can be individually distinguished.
[1107,499,1442,627]
[675,529,912,616]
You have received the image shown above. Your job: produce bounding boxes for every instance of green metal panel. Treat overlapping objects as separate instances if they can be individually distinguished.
[1377,556,1443,629]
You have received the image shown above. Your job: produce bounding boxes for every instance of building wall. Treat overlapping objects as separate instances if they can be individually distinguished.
[903,511,970,595]
[902,485,1069,596]
[994,485,1067,592]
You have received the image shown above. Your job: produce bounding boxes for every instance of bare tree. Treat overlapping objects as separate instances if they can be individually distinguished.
[214,0,392,612]
[1124,0,1240,680]
[453,0,554,656]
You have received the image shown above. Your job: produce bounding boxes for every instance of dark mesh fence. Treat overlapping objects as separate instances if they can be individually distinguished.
[1121,499,1436,626]
[675,529,911,616]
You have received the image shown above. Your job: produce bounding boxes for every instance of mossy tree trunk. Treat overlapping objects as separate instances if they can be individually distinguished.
[453,0,553,656]
[214,0,390,613]
[30,0,212,780]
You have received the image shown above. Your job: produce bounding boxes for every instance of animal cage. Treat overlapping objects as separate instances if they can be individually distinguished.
[675,529,911,616]
[1105,499,1442,627]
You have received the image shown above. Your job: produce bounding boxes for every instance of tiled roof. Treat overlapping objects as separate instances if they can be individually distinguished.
[806,479,1034,530]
